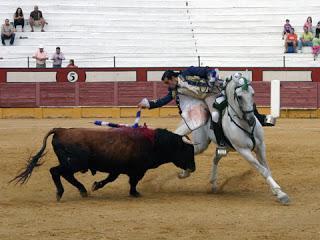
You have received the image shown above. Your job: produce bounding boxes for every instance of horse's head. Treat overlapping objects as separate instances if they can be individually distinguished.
[226,73,256,126]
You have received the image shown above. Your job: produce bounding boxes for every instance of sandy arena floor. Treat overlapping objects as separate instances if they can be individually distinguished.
[0,118,319,240]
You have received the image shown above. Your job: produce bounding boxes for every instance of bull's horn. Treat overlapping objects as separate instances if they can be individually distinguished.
[182,136,193,145]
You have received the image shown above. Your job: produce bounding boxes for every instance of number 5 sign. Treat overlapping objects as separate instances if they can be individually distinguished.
[67,71,79,82]
[56,69,86,82]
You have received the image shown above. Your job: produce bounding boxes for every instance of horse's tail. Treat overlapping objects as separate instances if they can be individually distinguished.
[10,128,57,185]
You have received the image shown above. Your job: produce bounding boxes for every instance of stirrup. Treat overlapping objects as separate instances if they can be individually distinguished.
[216,146,227,157]
[265,115,276,126]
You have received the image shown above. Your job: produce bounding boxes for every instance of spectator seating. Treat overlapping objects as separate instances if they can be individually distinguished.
[0,0,319,67]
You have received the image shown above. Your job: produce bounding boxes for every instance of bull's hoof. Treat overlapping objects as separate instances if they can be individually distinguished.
[80,191,88,198]
[177,170,190,179]
[56,191,64,202]
[130,191,141,198]
[91,181,100,191]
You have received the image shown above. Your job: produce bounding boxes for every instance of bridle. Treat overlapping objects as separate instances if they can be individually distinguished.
[225,78,256,150]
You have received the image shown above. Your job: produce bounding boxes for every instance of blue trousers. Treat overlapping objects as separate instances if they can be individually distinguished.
[298,40,313,50]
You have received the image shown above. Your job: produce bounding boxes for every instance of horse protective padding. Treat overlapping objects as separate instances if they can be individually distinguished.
[179,94,209,131]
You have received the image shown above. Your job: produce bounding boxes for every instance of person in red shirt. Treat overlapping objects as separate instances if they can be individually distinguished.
[66,59,78,68]
[285,28,297,53]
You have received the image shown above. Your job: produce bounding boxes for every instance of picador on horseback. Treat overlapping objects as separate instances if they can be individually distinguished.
[138,66,275,154]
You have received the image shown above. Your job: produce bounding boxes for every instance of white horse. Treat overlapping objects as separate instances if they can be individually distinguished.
[183,76,290,205]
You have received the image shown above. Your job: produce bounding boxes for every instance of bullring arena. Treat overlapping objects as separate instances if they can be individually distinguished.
[0,118,320,239]
[1,0,320,239]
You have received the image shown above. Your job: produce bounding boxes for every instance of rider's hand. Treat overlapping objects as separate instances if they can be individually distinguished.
[138,98,150,109]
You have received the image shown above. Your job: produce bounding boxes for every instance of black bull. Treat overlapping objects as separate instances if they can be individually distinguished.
[11,127,195,201]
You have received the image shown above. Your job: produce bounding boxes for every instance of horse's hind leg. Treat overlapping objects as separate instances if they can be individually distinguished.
[50,166,64,201]
[238,148,290,205]
[92,172,120,191]
[210,154,222,193]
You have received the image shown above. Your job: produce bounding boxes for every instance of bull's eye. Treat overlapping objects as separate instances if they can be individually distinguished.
[237,95,243,101]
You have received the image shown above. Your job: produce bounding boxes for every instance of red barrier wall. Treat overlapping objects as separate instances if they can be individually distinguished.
[0,67,320,108]
[1,81,320,108]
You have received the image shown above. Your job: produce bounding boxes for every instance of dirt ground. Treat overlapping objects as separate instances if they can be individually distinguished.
[0,118,319,240]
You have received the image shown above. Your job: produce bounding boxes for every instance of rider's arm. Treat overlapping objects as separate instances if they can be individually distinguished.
[148,90,174,109]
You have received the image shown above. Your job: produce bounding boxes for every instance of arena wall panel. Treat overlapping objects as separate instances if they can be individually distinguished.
[7,72,56,83]
[0,83,37,107]
[79,82,115,106]
[40,83,77,106]
[280,82,318,109]
[0,68,320,119]
[85,71,136,82]
[118,82,154,106]
[263,71,312,82]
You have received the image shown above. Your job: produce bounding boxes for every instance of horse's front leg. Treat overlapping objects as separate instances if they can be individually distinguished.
[255,142,270,172]
[238,148,290,205]
[210,154,222,193]
[255,143,276,195]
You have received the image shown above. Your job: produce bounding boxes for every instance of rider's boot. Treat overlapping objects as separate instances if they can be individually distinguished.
[211,121,227,157]
[253,104,276,127]
[264,115,276,126]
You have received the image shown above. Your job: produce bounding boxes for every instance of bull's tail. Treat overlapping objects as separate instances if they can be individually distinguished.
[10,129,57,184]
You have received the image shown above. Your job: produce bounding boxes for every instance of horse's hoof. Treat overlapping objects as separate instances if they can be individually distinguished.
[80,191,88,198]
[130,191,141,198]
[278,193,290,205]
[212,186,219,194]
[178,171,190,179]
[91,182,99,191]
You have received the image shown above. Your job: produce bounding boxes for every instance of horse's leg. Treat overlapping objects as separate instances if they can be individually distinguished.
[92,172,120,191]
[178,125,210,179]
[255,143,276,195]
[49,165,65,201]
[255,142,270,171]
[210,154,222,193]
[61,171,88,198]
[238,148,290,205]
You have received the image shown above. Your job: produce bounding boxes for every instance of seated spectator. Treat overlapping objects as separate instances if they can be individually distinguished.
[51,47,65,68]
[312,22,320,60]
[13,7,24,32]
[285,28,297,53]
[1,19,15,46]
[303,16,313,33]
[32,45,48,68]
[282,19,292,39]
[67,59,78,68]
[29,6,46,32]
[298,26,313,52]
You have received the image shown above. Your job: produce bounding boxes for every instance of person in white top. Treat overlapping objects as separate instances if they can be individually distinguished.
[32,45,48,68]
